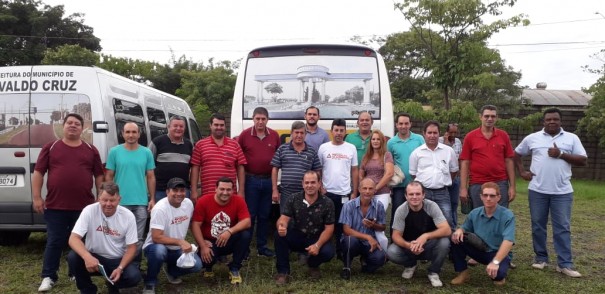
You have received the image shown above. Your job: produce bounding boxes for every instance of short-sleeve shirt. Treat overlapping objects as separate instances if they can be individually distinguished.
[190,137,247,195]
[514,128,587,194]
[148,134,193,191]
[142,197,194,250]
[387,132,425,187]
[34,140,104,210]
[106,145,155,205]
[192,193,250,241]
[463,205,515,255]
[360,152,394,195]
[459,128,514,184]
[339,197,385,239]
[72,203,138,259]
[409,143,459,189]
[345,131,371,165]
[237,127,280,175]
[283,191,335,238]
[305,127,330,152]
[392,199,446,241]
[318,142,358,195]
[438,136,462,159]
[270,142,322,196]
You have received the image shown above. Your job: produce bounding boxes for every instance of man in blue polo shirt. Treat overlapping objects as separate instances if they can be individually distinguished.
[304,106,330,152]
[450,182,515,286]
[514,108,587,278]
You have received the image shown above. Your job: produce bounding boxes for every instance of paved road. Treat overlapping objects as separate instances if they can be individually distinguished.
[8,124,57,146]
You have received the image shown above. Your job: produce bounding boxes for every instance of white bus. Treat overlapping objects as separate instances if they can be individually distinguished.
[0,65,202,245]
[230,43,394,141]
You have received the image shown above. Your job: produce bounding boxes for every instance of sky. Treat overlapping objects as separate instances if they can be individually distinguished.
[43,0,605,91]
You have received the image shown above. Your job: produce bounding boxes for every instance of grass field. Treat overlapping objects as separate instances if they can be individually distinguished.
[1,179,604,293]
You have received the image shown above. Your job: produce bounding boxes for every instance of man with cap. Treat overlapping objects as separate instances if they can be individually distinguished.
[142,178,202,294]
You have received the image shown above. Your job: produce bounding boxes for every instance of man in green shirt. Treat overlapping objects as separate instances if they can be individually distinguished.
[345,111,373,164]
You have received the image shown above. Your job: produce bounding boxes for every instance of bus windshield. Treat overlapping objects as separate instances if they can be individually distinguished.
[242,46,382,120]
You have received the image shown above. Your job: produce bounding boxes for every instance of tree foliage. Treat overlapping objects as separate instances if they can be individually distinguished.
[41,44,98,66]
[578,51,605,149]
[392,0,527,110]
[0,0,101,66]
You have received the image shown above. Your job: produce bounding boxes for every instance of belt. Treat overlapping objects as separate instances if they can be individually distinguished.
[246,173,271,179]
[426,187,447,191]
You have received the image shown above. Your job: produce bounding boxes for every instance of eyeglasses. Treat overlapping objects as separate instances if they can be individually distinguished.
[481,193,499,198]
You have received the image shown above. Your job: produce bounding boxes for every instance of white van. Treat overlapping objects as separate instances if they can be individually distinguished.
[0,65,202,245]
[230,43,394,141]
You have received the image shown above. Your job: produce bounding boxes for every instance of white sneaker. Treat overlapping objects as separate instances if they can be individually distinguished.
[532,261,547,270]
[401,265,417,279]
[556,266,582,278]
[428,273,443,287]
[38,277,54,292]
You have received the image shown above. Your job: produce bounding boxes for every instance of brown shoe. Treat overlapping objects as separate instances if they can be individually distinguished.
[274,273,289,286]
[451,269,470,285]
[494,278,506,286]
[308,267,321,280]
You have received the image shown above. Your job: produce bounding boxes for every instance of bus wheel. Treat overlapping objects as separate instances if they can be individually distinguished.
[0,231,31,246]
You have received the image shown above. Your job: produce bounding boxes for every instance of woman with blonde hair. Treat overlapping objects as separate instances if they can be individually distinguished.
[359,130,394,250]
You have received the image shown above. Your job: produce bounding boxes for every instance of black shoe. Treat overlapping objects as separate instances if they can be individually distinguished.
[340,268,351,280]
[258,247,275,257]
[337,251,343,261]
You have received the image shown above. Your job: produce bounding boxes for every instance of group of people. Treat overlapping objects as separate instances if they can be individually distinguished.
[33,104,587,293]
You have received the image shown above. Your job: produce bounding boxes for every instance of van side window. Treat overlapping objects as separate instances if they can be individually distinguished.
[188,118,202,143]
[112,98,148,146]
[147,107,167,140]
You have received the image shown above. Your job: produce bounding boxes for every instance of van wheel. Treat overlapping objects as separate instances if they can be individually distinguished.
[0,231,31,246]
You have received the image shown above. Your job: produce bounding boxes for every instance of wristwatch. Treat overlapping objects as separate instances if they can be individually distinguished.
[492,259,500,265]
[558,150,566,159]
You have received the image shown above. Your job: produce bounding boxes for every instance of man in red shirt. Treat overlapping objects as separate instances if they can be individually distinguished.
[237,107,280,257]
[190,113,247,200]
[459,105,516,209]
[191,177,251,285]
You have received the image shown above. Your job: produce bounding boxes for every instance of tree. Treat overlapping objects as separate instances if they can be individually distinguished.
[264,83,283,101]
[393,0,527,110]
[41,44,99,66]
[0,0,101,66]
[578,50,605,149]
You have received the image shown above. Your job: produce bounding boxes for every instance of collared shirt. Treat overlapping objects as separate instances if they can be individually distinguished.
[462,205,515,255]
[345,130,371,165]
[305,126,330,152]
[271,142,322,195]
[387,132,425,187]
[283,192,335,238]
[190,137,247,195]
[339,197,386,239]
[409,143,459,189]
[149,134,193,190]
[515,128,586,194]
[238,127,280,175]
[438,136,462,159]
[459,127,514,184]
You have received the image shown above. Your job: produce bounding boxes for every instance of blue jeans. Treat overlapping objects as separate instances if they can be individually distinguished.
[42,209,82,281]
[202,230,251,272]
[448,177,460,227]
[451,241,510,281]
[67,250,141,294]
[154,189,191,202]
[391,186,407,235]
[470,180,510,208]
[275,229,334,274]
[387,237,450,274]
[528,190,574,268]
[325,192,347,253]
[245,175,273,250]
[340,236,386,273]
[143,244,202,286]
[425,187,453,230]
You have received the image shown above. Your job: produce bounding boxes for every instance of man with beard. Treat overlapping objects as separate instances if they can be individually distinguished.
[190,113,247,199]
[304,106,330,152]
[514,108,587,277]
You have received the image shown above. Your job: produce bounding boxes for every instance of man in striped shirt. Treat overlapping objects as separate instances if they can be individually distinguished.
[190,113,247,200]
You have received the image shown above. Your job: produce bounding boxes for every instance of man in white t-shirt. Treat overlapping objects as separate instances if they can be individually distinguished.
[318,118,359,259]
[67,182,141,294]
[142,178,202,294]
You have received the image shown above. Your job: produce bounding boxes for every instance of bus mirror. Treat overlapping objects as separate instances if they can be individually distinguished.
[93,121,109,133]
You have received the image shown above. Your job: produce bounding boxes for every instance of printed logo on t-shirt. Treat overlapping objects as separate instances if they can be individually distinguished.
[326,153,350,160]
[96,224,121,237]
[210,211,231,238]
[171,215,189,225]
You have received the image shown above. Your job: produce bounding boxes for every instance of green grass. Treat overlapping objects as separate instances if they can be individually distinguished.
[2,179,604,293]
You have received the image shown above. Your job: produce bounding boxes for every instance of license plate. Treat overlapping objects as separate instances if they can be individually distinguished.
[0,174,17,186]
